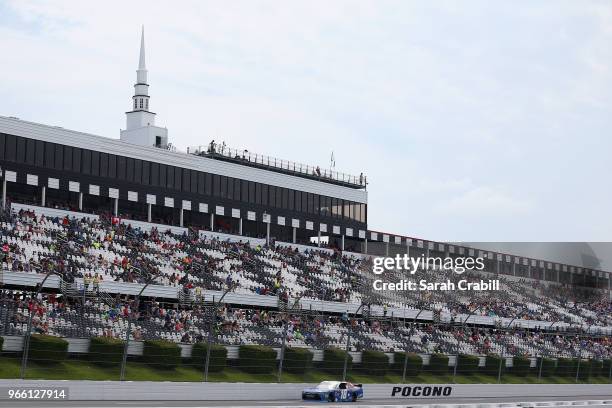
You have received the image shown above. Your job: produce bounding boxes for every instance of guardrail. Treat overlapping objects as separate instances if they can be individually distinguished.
[187,144,367,188]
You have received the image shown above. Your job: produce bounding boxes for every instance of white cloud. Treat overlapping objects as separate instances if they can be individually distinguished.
[434,186,533,218]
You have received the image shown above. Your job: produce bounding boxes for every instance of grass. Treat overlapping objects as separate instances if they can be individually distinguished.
[0,355,610,384]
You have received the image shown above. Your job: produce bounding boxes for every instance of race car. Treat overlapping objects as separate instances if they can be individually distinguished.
[301,381,364,402]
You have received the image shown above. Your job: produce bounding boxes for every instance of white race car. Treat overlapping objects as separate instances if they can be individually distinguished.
[301,381,364,402]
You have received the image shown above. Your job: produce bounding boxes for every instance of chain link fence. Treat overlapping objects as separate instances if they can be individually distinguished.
[1,289,610,384]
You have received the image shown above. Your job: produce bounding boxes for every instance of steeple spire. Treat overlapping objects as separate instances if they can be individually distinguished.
[138,26,146,70]
[136,25,148,86]
[125,27,153,117]
[121,26,168,148]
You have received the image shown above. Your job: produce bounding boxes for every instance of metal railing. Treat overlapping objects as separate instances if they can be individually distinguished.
[187,144,367,188]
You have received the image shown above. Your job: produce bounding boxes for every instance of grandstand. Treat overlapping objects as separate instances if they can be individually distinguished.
[0,29,610,384]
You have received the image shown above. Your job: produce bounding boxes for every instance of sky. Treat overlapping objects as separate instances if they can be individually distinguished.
[1,0,611,242]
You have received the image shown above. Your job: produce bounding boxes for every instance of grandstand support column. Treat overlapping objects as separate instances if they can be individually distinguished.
[113,198,119,216]
[317,230,321,247]
[147,204,152,222]
[78,192,83,211]
[364,238,368,253]
[266,222,270,245]
[20,270,62,379]
[210,213,215,231]
[239,218,243,235]
[292,227,296,244]
[179,208,184,227]
[341,235,345,251]
[41,186,46,207]
[1,171,6,210]
[528,262,532,279]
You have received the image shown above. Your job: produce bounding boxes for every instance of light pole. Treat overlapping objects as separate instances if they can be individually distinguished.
[497,307,529,383]
[453,304,485,381]
[204,285,234,382]
[20,270,62,379]
[342,303,365,381]
[575,324,592,383]
[536,319,564,382]
[402,308,424,382]
[120,267,153,381]
[278,294,304,382]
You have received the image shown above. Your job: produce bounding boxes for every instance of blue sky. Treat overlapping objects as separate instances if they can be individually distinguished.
[1,1,611,242]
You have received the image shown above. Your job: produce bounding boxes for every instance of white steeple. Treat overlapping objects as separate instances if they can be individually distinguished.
[120,26,168,148]
[132,26,151,114]
[139,26,146,70]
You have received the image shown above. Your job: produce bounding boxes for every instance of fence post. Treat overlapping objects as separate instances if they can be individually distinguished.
[497,355,503,383]
[277,317,288,382]
[19,321,33,379]
[21,272,58,379]
[537,355,544,381]
[342,326,352,381]
[575,357,581,383]
[204,297,215,382]
[402,349,409,382]
[452,339,460,383]
[119,312,132,381]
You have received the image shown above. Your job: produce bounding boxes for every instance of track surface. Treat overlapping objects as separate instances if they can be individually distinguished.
[2,395,612,407]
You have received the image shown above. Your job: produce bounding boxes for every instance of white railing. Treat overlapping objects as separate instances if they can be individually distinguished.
[187,143,367,188]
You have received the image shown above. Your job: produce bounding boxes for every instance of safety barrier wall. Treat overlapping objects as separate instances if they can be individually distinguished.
[199,230,266,247]
[275,241,334,255]
[120,218,187,235]
[0,380,609,401]
[11,203,99,221]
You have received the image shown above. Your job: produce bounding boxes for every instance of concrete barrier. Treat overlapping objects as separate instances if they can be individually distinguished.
[0,380,609,401]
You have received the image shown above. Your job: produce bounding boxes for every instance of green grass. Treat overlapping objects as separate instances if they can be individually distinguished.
[0,356,610,384]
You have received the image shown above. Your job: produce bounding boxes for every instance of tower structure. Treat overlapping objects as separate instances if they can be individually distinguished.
[120,27,168,148]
